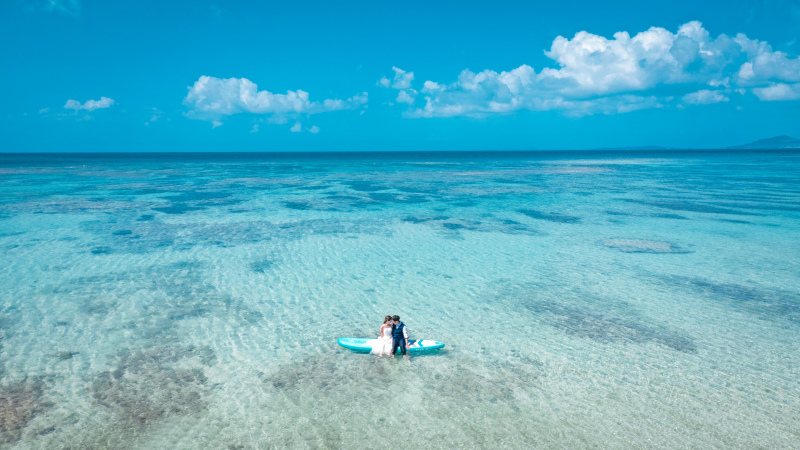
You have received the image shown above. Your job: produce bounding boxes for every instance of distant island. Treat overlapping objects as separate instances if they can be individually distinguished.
[591,135,800,151]
[726,135,800,149]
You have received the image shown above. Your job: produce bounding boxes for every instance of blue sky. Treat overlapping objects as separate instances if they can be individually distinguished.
[2,0,799,152]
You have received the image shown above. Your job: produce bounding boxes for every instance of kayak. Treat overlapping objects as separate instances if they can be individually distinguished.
[337,337,445,353]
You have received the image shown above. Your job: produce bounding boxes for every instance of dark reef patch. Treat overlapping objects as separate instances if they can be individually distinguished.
[61,260,266,330]
[652,213,688,220]
[296,184,330,191]
[324,195,363,202]
[166,191,232,203]
[112,229,132,236]
[90,246,112,255]
[323,195,374,209]
[136,214,154,222]
[395,184,442,195]
[708,201,800,213]
[450,200,477,207]
[607,210,687,220]
[345,181,390,192]
[52,351,80,361]
[262,348,543,424]
[622,199,759,216]
[81,217,390,255]
[496,282,697,353]
[0,378,48,445]
[604,239,691,254]
[131,188,168,196]
[266,351,374,392]
[284,201,314,210]
[517,209,581,224]
[250,260,274,273]
[441,222,466,230]
[544,305,697,353]
[91,346,215,427]
[401,215,450,224]
[661,276,800,322]
[400,215,540,236]
[152,203,204,215]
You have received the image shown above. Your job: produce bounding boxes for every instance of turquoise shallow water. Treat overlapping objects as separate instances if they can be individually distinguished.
[1,151,799,448]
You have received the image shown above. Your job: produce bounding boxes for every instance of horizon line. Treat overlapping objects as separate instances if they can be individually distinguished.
[2,148,800,157]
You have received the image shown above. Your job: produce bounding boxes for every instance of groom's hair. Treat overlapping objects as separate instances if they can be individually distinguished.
[392,315,400,321]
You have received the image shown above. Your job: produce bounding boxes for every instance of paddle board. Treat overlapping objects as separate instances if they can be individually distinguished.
[337,337,445,353]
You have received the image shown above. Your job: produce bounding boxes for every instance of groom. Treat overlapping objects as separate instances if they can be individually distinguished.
[391,315,409,357]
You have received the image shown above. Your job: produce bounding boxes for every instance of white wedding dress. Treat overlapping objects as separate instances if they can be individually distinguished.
[367,326,394,356]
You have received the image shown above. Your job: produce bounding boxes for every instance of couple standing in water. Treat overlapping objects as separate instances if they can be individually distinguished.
[368,315,409,357]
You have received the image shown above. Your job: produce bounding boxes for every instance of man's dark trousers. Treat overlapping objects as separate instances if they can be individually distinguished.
[391,338,406,355]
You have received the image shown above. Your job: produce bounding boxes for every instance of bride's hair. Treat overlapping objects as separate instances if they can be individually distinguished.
[384,315,392,324]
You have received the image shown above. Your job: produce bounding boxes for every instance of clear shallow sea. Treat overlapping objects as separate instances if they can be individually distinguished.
[1,151,799,449]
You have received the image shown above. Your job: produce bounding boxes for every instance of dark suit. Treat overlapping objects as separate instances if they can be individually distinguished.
[391,322,407,355]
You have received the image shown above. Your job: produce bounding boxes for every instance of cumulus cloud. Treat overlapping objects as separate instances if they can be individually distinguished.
[396,89,416,104]
[752,83,800,101]
[184,76,368,125]
[64,97,115,112]
[682,89,729,105]
[309,125,320,134]
[378,67,414,89]
[385,21,800,118]
[735,37,800,86]
[379,67,418,106]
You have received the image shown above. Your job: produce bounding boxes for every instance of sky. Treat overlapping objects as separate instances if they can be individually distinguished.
[1,0,799,152]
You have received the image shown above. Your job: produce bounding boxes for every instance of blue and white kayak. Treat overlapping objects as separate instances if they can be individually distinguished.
[337,338,445,353]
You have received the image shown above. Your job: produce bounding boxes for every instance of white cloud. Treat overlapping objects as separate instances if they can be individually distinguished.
[421,81,441,93]
[38,107,49,114]
[386,21,800,118]
[184,76,368,125]
[396,89,416,104]
[752,83,800,101]
[288,122,320,133]
[682,89,729,105]
[27,0,80,16]
[734,36,800,86]
[708,78,730,88]
[250,124,260,133]
[64,97,115,112]
[378,67,414,89]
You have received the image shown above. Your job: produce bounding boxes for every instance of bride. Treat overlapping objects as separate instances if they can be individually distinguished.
[367,316,394,356]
